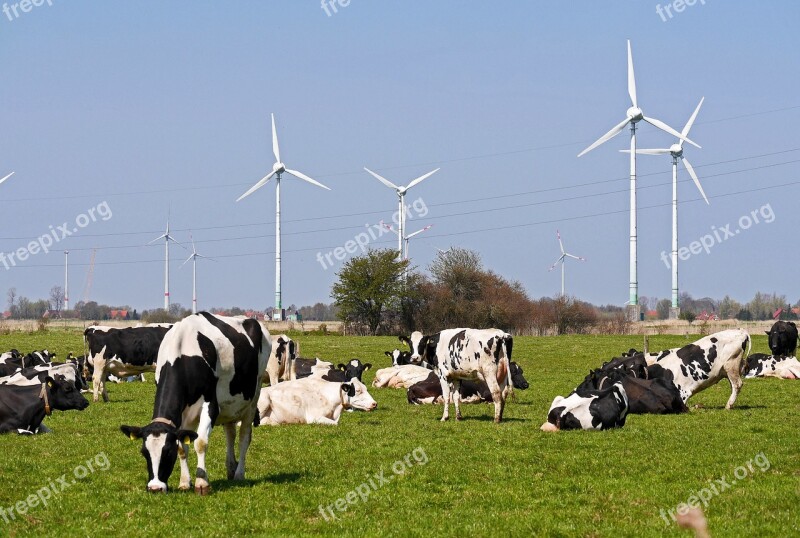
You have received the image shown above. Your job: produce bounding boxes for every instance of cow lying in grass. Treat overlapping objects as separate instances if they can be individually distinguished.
[372,365,433,389]
[406,361,529,405]
[0,375,89,434]
[744,353,800,379]
[257,376,377,425]
[542,382,629,432]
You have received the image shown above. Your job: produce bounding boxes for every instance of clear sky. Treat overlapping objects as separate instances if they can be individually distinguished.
[1,1,798,312]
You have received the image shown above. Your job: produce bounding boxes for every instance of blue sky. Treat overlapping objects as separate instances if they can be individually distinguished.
[1,1,798,311]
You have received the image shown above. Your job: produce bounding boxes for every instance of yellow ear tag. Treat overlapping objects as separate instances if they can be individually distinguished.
[129,433,137,441]
[47,381,53,388]
[183,436,192,445]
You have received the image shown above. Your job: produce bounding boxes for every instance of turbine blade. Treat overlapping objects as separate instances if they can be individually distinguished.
[548,256,564,272]
[680,97,705,148]
[271,113,281,164]
[578,117,630,157]
[627,40,637,108]
[148,233,168,245]
[381,220,398,235]
[557,230,565,254]
[620,148,671,155]
[180,253,194,267]
[167,236,187,249]
[681,157,709,205]
[286,169,331,191]
[364,167,400,190]
[643,116,701,149]
[405,168,440,191]
[566,253,586,261]
[0,171,14,186]
[236,171,276,202]
[407,224,433,238]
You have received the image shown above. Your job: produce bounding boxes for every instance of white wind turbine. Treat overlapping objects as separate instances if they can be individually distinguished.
[236,114,330,321]
[0,172,13,186]
[382,221,433,260]
[578,40,699,320]
[365,167,439,260]
[181,234,213,315]
[149,218,184,311]
[622,97,707,318]
[548,230,586,296]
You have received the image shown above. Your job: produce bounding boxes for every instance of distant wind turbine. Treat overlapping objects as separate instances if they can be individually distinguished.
[382,222,433,260]
[181,234,213,315]
[237,114,330,321]
[365,167,439,260]
[622,97,707,319]
[149,218,183,311]
[548,230,585,297]
[578,40,699,320]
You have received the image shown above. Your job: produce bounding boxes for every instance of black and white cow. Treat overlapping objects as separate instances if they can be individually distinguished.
[744,353,800,379]
[372,364,435,389]
[574,368,686,414]
[264,334,297,385]
[384,349,414,366]
[0,375,89,434]
[765,321,798,358]
[645,329,751,409]
[0,362,85,391]
[120,313,269,494]
[541,382,628,431]
[336,359,372,382]
[85,325,172,402]
[407,362,529,405]
[291,357,333,380]
[418,328,513,422]
[0,350,57,377]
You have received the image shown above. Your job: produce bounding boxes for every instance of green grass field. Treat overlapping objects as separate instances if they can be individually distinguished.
[1,330,798,537]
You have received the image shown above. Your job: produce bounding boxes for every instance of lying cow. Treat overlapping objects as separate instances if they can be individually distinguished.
[645,329,751,409]
[407,361,529,405]
[0,363,85,391]
[765,321,798,358]
[744,353,800,379]
[541,382,628,431]
[0,375,89,434]
[85,325,172,402]
[291,358,334,379]
[418,328,513,422]
[264,334,297,385]
[372,365,434,389]
[385,349,414,366]
[0,350,56,377]
[120,313,269,494]
[574,368,686,414]
[257,376,377,425]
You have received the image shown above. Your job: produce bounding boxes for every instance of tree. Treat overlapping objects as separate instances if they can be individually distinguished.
[679,311,697,324]
[50,286,65,317]
[718,295,742,320]
[656,299,671,320]
[332,249,408,335]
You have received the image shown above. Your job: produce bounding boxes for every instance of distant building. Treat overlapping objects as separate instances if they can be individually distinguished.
[109,309,129,320]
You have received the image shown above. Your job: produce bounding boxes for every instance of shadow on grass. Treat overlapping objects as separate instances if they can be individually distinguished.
[457,416,527,423]
[211,471,306,490]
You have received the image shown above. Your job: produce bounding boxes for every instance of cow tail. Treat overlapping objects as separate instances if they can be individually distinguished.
[82,329,90,380]
[740,332,752,376]
[503,334,514,400]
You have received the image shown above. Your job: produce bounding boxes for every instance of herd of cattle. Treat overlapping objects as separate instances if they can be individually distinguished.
[0,313,797,493]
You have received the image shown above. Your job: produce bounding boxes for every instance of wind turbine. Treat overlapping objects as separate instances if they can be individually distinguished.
[382,221,433,260]
[364,167,439,260]
[578,40,699,321]
[181,234,213,315]
[548,230,586,296]
[622,97,707,319]
[149,218,183,311]
[236,114,330,322]
[0,172,13,186]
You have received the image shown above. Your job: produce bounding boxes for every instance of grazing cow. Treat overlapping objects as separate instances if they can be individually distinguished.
[385,349,414,366]
[372,365,434,389]
[264,334,297,385]
[744,353,800,379]
[765,321,798,358]
[85,325,172,402]
[575,368,686,414]
[257,376,377,425]
[645,329,751,409]
[418,328,513,422]
[407,362,530,405]
[120,313,269,494]
[541,383,629,431]
[291,358,334,380]
[0,376,89,434]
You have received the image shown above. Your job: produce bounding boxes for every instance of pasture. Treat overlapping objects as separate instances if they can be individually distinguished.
[1,330,798,537]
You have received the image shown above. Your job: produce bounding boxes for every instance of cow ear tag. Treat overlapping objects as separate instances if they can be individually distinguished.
[129,433,137,441]
[183,436,192,445]
[47,381,53,388]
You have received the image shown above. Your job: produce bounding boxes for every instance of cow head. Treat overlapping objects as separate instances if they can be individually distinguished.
[120,422,199,493]
[48,375,90,412]
[509,362,529,390]
[405,331,426,363]
[413,333,439,366]
[766,321,798,357]
[340,379,378,411]
[385,349,412,366]
[337,359,371,382]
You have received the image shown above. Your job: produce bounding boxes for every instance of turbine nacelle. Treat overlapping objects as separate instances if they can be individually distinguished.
[669,143,683,156]
[273,162,286,175]
[626,107,644,123]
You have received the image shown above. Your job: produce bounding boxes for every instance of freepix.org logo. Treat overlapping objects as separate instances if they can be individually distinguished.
[2,0,55,22]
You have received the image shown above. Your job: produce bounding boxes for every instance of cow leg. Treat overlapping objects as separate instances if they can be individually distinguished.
[233,409,256,480]
[92,357,106,403]
[223,423,238,480]
[177,441,192,491]
[453,381,463,421]
[484,368,505,423]
[311,416,339,425]
[724,360,744,410]
[438,375,451,422]
[194,403,214,495]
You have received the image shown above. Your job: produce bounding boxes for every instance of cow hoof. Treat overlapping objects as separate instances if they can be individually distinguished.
[147,486,166,493]
[540,422,559,432]
[178,483,192,492]
[440,417,449,422]
[456,415,463,421]
[195,484,211,496]
[494,418,502,424]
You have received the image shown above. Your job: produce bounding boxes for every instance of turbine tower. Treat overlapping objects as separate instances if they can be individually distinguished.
[548,230,586,296]
[365,167,439,260]
[149,219,183,311]
[64,250,69,313]
[181,234,212,315]
[578,40,699,321]
[382,222,433,260]
[237,114,330,321]
[623,97,707,319]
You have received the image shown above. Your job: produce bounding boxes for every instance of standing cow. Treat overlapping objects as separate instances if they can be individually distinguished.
[264,334,297,385]
[120,313,269,494]
[419,328,513,423]
[765,321,798,358]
